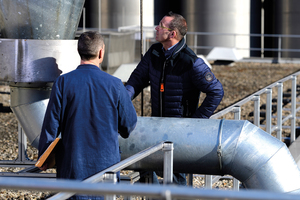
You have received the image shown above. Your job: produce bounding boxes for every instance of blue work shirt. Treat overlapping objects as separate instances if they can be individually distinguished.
[38,64,137,200]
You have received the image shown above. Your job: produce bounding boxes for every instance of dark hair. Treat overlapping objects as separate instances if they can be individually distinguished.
[166,11,187,39]
[77,31,104,61]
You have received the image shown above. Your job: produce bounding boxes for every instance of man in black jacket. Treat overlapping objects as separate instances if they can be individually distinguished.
[126,12,224,185]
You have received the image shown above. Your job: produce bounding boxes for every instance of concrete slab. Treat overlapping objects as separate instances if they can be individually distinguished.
[206,47,243,61]
[112,62,138,82]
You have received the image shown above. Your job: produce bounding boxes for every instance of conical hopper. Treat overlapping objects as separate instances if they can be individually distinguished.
[0,0,85,39]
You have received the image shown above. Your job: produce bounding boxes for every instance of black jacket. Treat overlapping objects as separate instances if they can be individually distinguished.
[126,38,224,118]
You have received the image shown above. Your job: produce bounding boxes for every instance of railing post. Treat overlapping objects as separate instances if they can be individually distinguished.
[231,106,240,190]
[163,142,173,185]
[98,0,101,33]
[186,174,193,187]
[276,83,283,141]
[232,106,241,120]
[234,34,236,49]
[265,88,272,134]
[278,36,281,62]
[103,172,117,200]
[83,7,86,33]
[251,95,260,127]
[17,123,27,162]
[194,34,197,54]
[291,76,297,143]
[205,175,212,189]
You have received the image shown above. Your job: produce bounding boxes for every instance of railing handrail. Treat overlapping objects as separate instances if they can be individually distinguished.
[115,25,300,39]
[77,27,300,59]
[211,71,300,119]
[79,26,300,39]
[187,31,300,38]
[1,177,300,200]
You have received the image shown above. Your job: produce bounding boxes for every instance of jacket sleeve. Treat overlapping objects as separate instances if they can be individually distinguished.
[118,80,138,138]
[125,50,151,99]
[38,78,62,158]
[191,58,224,118]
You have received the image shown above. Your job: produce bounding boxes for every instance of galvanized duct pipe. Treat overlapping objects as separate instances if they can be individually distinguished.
[119,117,300,193]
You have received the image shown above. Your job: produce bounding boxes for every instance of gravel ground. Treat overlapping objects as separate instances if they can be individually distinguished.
[1,61,300,199]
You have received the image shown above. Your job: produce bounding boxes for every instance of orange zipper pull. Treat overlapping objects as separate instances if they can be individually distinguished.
[160,83,164,92]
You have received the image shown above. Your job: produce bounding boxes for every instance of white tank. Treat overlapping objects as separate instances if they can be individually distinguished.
[83,0,154,30]
[181,0,251,58]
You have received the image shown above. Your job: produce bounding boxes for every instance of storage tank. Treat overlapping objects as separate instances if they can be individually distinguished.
[154,0,251,58]
[264,0,300,58]
[82,0,154,30]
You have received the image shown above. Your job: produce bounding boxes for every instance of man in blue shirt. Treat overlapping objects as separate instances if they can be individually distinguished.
[126,12,224,185]
[38,31,137,199]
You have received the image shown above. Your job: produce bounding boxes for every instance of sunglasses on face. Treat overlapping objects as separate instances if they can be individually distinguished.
[158,22,173,31]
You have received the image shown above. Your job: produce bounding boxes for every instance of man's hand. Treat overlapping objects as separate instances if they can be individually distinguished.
[39,163,48,171]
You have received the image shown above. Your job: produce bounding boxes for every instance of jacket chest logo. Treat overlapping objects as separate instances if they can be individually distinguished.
[152,49,160,57]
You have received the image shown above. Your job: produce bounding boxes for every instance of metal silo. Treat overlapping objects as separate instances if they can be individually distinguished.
[264,0,300,58]
[181,0,251,57]
[154,0,252,58]
[83,0,154,30]
[101,0,140,29]
[81,0,154,68]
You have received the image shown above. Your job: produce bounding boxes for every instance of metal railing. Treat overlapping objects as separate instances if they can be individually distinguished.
[48,141,173,200]
[116,25,300,60]
[1,177,300,200]
[187,32,300,59]
[202,69,300,192]
[211,71,300,142]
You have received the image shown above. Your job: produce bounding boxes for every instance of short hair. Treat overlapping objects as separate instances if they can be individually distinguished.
[166,11,187,40]
[78,31,104,61]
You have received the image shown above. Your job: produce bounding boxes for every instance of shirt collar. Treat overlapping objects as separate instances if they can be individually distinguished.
[163,42,179,58]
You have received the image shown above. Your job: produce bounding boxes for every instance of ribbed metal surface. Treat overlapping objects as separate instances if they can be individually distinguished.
[0,0,85,39]
[119,117,300,193]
